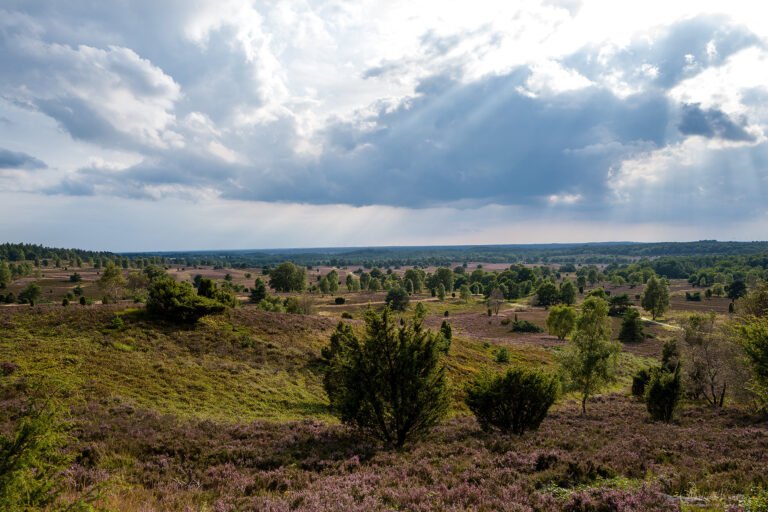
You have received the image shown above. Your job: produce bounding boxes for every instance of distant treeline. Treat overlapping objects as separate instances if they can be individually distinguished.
[2,241,768,284]
[125,241,768,270]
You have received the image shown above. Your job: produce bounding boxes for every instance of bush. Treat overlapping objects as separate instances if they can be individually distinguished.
[495,347,510,363]
[321,309,449,448]
[511,320,543,333]
[334,297,346,305]
[646,367,682,422]
[618,308,644,343]
[341,312,353,319]
[685,291,702,302]
[631,368,651,397]
[146,276,226,323]
[465,367,559,435]
[385,287,409,311]
[546,305,576,340]
[61,298,69,307]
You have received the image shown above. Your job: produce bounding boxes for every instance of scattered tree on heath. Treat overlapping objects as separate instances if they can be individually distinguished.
[641,275,669,320]
[558,297,621,415]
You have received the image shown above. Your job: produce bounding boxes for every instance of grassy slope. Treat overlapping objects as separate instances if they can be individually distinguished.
[0,302,572,423]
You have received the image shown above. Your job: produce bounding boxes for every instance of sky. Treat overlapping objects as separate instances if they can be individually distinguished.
[0,0,767,251]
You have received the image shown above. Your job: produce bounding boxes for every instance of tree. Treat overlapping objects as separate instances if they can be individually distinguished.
[536,281,560,307]
[126,270,149,294]
[346,274,358,292]
[558,297,621,415]
[459,284,472,303]
[560,280,577,305]
[608,294,631,317]
[434,267,454,293]
[18,284,41,305]
[327,270,340,294]
[727,280,747,303]
[641,276,669,320]
[269,262,306,292]
[146,276,226,323]
[487,288,504,315]
[465,367,559,435]
[681,313,738,407]
[97,262,126,302]
[546,304,576,340]
[618,308,644,343]
[318,276,330,294]
[737,281,768,317]
[250,278,267,303]
[0,398,71,509]
[0,261,11,288]
[321,309,449,448]
[385,287,410,311]
[404,269,424,293]
[436,283,446,301]
[738,316,768,412]
[439,320,452,353]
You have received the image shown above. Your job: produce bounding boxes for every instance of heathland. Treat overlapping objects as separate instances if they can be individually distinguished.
[1,241,767,511]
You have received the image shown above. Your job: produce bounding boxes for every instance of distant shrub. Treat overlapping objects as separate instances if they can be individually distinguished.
[79,296,86,306]
[465,367,559,435]
[341,312,353,319]
[385,287,409,311]
[257,296,285,312]
[646,367,682,422]
[334,297,346,305]
[631,368,651,398]
[495,347,510,363]
[685,291,702,302]
[110,314,124,329]
[61,298,69,307]
[618,308,644,343]
[439,320,452,353]
[444,310,449,317]
[500,317,511,326]
[511,320,543,333]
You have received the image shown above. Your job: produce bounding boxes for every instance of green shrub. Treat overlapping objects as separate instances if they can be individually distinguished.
[385,287,409,311]
[631,368,651,397]
[646,367,682,422]
[618,308,644,343]
[334,297,346,305]
[322,309,449,448]
[495,347,510,363]
[341,312,353,319]
[511,320,543,333]
[146,276,226,323]
[465,367,559,435]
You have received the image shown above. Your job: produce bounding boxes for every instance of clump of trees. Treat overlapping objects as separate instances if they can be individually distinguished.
[321,309,449,448]
[146,276,228,323]
[269,262,307,292]
[465,367,559,435]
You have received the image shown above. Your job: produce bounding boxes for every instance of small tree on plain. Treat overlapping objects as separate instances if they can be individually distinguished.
[558,297,621,416]
[321,309,449,448]
[385,287,410,311]
[546,304,576,340]
[641,275,670,320]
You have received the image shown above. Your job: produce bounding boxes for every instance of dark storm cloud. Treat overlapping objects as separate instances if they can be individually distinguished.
[678,103,755,141]
[0,147,46,169]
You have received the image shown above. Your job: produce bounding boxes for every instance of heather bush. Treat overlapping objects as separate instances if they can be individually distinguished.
[321,309,449,448]
[465,367,559,435]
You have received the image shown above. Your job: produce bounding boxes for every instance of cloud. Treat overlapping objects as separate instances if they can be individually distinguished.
[678,103,755,141]
[0,147,46,169]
